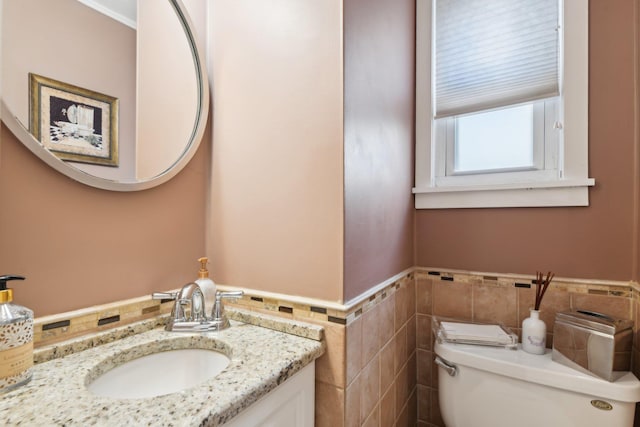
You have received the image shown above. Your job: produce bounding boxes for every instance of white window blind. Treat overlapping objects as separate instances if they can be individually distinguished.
[435,0,560,118]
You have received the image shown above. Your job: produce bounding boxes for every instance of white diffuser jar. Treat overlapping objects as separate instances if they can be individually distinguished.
[522,309,546,355]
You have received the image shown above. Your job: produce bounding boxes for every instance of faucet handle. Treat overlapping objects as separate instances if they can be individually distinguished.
[152,291,183,321]
[152,292,177,301]
[218,291,244,300]
[211,291,244,321]
[152,290,186,324]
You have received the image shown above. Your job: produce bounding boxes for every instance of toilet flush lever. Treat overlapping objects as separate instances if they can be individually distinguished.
[435,355,458,377]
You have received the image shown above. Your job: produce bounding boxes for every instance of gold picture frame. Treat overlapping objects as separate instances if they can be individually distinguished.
[29,73,119,167]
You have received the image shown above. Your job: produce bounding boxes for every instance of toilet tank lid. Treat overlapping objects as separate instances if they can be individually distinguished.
[434,341,640,403]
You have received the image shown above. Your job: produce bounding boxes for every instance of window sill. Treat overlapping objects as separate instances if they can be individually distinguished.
[413,179,595,209]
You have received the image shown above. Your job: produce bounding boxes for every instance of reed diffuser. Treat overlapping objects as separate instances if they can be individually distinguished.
[522,271,555,355]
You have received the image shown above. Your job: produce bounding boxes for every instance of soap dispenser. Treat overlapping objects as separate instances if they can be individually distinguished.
[195,257,216,317]
[0,275,33,392]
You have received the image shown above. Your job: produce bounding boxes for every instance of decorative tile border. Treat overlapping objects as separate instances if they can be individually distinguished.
[34,295,174,347]
[220,271,415,326]
[31,272,415,347]
[33,266,638,348]
[417,267,635,299]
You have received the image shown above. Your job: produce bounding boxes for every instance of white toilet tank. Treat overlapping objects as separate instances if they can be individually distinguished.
[434,341,640,427]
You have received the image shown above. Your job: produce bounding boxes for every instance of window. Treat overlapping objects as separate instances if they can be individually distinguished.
[413,0,594,209]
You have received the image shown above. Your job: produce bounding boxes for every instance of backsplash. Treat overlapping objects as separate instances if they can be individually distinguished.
[33,295,174,348]
[225,273,418,426]
[29,268,640,427]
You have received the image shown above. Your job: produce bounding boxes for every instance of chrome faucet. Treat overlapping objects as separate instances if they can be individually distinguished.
[175,282,207,322]
[152,284,243,332]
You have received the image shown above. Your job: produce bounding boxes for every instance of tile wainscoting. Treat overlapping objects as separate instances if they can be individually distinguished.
[224,273,418,427]
[30,268,640,427]
[414,268,638,427]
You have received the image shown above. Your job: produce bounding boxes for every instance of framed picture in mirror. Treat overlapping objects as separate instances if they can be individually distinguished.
[29,73,119,167]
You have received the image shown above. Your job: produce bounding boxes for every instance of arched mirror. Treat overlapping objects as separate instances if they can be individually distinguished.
[0,0,209,191]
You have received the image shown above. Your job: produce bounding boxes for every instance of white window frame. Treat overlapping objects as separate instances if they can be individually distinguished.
[413,0,594,209]
[436,100,557,185]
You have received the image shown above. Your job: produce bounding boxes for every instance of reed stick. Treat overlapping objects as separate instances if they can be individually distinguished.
[534,271,554,311]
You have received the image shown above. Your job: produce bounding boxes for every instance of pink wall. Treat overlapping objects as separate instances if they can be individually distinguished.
[208,0,345,302]
[208,0,416,303]
[343,0,416,301]
[415,0,639,282]
[0,125,209,316]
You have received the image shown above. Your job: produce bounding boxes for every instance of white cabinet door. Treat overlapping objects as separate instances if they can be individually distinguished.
[223,361,315,427]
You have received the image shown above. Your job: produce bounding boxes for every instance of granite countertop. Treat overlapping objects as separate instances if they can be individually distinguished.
[0,313,324,426]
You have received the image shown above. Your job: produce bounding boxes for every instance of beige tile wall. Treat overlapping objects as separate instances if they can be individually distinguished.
[34,269,640,427]
[313,275,417,427]
[416,270,636,427]
[222,274,417,426]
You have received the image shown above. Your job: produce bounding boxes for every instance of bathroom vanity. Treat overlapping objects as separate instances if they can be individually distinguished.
[0,313,324,426]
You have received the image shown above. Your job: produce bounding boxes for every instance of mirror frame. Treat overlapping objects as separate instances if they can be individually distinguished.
[0,0,209,191]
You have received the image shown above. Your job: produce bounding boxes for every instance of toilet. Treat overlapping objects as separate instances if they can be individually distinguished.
[434,341,640,427]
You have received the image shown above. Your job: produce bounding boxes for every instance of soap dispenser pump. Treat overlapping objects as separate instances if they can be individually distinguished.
[0,275,34,392]
[195,258,216,317]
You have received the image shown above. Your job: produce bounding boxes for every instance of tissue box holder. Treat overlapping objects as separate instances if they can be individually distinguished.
[552,310,633,381]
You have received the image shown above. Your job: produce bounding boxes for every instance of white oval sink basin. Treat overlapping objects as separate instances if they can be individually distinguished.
[87,349,230,399]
